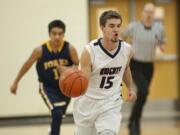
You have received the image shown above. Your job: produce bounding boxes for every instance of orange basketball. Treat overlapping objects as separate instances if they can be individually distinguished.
[59,68,88,97]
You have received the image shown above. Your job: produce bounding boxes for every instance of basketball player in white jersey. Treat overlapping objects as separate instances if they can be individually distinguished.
[73,10,137,135]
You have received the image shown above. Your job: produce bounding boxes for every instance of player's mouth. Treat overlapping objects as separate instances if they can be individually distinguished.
[112,33,119,39]
[111,34,119,42]
[113,33,119,40]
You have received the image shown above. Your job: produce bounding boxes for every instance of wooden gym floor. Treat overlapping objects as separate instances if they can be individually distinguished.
[0,119,179,135]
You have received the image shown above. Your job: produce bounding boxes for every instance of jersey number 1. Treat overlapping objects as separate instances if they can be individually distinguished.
[53,69,59,80]
[100,76,114,89]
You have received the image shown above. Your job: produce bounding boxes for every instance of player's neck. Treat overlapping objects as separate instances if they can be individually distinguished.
[101,38,118,51]
[49,41,61,52]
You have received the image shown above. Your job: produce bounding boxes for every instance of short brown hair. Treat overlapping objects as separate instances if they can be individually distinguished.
[48,20,65,33]
[99,10,122,26]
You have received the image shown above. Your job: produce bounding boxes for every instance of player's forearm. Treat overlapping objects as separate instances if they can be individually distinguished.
[123,66,133,90]
[14,61,33,84]
[80,67,91,81]
[79,48,91,81]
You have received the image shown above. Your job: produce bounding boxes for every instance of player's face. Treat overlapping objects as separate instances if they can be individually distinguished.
[49,27,64,45]
[101,18,121,43]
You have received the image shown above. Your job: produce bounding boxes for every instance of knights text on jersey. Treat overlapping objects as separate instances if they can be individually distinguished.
[84,38,132,99]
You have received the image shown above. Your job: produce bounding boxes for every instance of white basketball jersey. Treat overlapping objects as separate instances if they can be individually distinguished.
[84,38,132,99]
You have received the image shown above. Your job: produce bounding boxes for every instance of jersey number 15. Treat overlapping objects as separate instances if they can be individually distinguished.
[100,76,115,89]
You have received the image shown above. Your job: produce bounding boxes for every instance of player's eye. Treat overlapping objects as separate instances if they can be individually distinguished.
[51,31,64,36]
[117,24,121,28]
[51,32,57,36]
[109,24,115,28]
[58,32,64,36]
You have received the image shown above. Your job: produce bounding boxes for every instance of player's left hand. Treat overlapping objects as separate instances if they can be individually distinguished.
[126,89,137,102]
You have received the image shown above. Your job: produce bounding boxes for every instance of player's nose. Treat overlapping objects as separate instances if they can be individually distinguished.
[114,27,119,32]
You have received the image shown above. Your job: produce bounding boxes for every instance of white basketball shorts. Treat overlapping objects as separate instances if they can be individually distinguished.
[73,95,123,135]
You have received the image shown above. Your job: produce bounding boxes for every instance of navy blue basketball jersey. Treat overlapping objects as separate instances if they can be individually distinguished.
[36,41,73,88]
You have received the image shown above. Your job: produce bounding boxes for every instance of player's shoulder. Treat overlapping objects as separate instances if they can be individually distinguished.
[121,40,133,56]
[65,41,74,49]
[83,39,100,59]
[39,41,48,50]
[84,38,99,51]
[63,40,72,49]
[34,45,42,53]
[121,40,133,53]
[31,45,42,59]
[64,40,70,44]
[40,40,48,46]
[121,40,132,48]
[35,41,49,57]
[88,38,99,47]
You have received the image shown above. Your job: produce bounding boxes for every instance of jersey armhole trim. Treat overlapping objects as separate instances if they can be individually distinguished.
[89,44,95,66]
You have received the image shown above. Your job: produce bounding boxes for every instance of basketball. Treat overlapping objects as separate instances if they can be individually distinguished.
[59,68,88,97]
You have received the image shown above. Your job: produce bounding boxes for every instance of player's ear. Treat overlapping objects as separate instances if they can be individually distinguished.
[48,32,51,37]
[100,25,105,32]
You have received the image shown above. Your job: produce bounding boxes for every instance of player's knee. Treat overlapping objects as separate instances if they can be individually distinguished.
[52,107,63,119]
[98,129,116,135]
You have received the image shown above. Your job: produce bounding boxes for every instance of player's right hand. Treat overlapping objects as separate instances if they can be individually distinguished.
[10,83,18,95]
[126,89,137,102]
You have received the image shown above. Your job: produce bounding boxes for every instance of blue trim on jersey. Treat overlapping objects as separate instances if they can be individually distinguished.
[98,38,122,58]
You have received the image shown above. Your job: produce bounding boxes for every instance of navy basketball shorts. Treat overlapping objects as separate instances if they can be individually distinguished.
[39,83,70,115]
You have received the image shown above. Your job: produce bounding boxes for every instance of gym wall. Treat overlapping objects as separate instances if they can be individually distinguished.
[0,0,89,117]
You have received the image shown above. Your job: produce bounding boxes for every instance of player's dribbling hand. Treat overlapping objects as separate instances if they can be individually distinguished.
[10,82,18,95]
[126,89,137,102]
[58,66,71,75]
[58,66,77,75]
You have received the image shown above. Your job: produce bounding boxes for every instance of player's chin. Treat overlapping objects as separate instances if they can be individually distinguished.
[54,40,61,44]
[111,38,118,43]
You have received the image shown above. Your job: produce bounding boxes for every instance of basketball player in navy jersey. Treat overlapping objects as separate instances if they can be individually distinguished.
[10,20,79,135]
